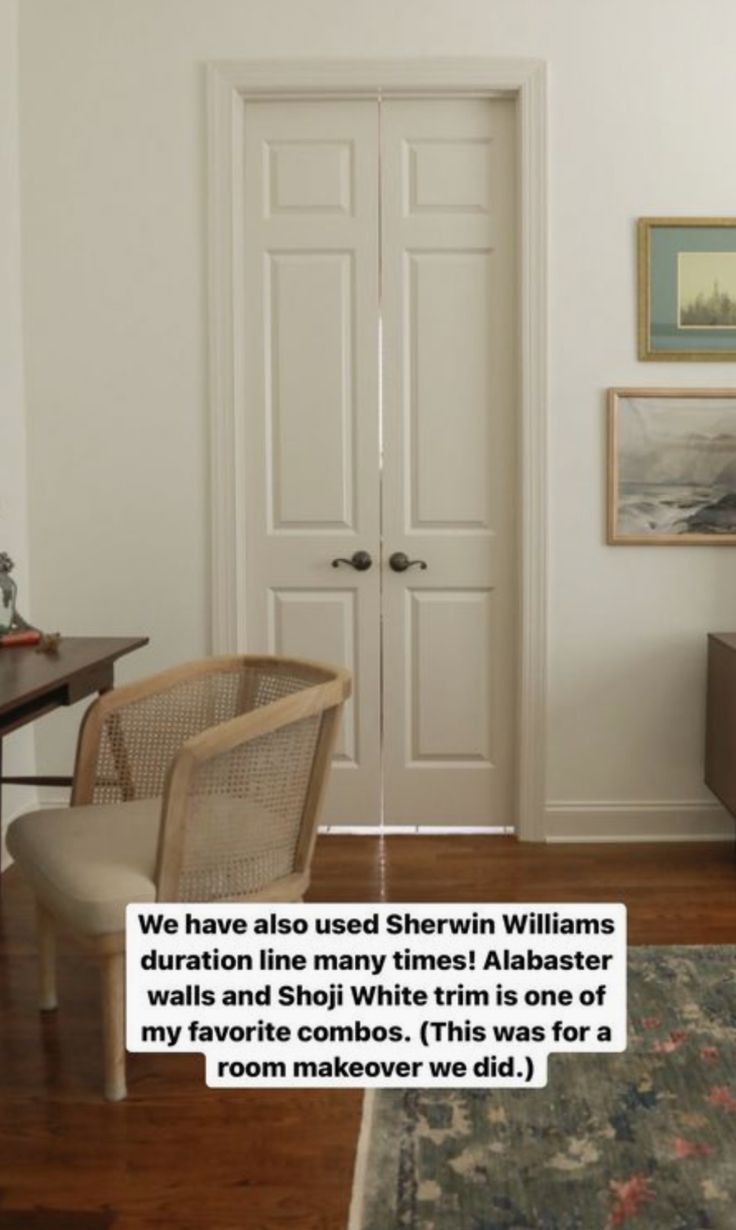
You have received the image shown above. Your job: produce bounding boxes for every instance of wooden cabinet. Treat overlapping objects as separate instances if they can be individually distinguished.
[705,633,736,820]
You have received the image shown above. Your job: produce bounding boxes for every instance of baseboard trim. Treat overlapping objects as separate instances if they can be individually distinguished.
[7,799,727,868]
[545,800,734,843]
[319,826,514,836]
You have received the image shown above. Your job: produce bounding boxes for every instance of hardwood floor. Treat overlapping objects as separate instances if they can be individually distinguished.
[2,833,736,1229]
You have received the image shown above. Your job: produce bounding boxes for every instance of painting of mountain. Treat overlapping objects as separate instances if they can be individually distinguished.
[608,391,736,543]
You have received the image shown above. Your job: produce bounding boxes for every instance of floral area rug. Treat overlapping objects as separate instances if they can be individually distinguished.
[350,947,736,1229]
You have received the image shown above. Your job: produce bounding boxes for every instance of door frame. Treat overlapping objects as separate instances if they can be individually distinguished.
[207,58,548,841]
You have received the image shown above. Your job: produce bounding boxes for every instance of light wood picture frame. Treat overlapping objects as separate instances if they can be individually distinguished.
[638,218,736,360]
[608,388,736,544]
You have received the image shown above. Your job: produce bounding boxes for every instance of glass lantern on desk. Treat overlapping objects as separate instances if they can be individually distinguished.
[0,553,18,634]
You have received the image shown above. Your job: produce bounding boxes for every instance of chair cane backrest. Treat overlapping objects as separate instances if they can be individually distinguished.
[88,662,320,806]
[153,659,349,902]
[162,709,324,900]
[72,655,349,904]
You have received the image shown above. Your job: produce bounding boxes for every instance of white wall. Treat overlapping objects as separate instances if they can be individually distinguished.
[17,0,736,837]
[0,0,35,864]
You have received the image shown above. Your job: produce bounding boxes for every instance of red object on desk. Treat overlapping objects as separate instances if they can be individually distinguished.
[0,630,41,647]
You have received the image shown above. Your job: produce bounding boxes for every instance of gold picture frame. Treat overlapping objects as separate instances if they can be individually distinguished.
[638,218,736,360]
[608,388,736,544]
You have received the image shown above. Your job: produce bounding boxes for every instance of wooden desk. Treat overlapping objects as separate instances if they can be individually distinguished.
[0,635,148,814]
[705,633,736,824]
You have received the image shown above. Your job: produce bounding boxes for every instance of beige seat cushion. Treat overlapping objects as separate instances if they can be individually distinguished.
[7,798,161,936]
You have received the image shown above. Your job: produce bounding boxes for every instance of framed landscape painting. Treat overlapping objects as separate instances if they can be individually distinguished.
[638,218,736,360]
[608,389,736,544]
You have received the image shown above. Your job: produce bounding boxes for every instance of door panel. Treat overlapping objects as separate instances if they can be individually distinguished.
[266,140,354,214]
[410,251,493,527]
[267,252,355,529]
[410,589,493,762]
[267,588,357,762]
[241,100,381,824]
[381,98,517,826]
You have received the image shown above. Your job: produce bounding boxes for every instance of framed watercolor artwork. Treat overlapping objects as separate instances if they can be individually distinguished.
[608,388,736,544]
[638,218,736,360]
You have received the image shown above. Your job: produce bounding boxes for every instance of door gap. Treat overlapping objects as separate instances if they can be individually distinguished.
[377,96,386,833]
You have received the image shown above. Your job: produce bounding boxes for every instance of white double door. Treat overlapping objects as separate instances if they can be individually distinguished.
[239,95,517,827]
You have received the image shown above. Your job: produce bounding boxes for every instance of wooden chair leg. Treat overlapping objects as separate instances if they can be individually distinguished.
[100,953,127,1101]
[36,901,58,1011]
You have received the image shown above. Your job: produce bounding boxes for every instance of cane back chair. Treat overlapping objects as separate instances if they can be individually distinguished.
[7,655,351,1099]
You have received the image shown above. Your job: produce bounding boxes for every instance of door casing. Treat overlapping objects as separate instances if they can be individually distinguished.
[207,58,548,841]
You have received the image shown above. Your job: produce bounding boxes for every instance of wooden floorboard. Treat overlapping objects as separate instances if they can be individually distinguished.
[2,834,736,1228]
